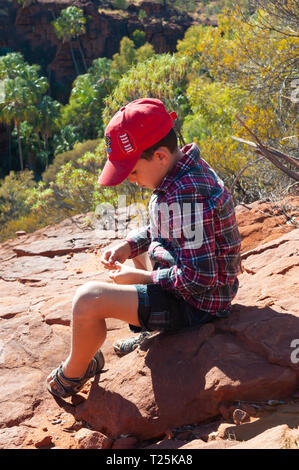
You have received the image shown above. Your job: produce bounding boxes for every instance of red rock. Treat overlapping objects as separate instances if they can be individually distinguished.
[219,403,236,421]
[216,422,236,440]
[15,231,27,237]
[0,197,298,449]
[235,197,298,253]
[144,439,193,450]
[0,426,28,449]
[34,434,53,448]
[181,439,238,449]
[191,420,225,441]
[42,299,72,326]
[112,436,139,449]
[175,430,194,441]
[74,428,113,449]
[231,424,299,449]
[0,302,30,319]
[221,403,299,443]
[76,325,297,440]
[239,403,259,417]
[13,232,102,258]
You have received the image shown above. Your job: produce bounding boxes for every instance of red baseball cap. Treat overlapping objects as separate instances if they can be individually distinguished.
[98,98,177,186]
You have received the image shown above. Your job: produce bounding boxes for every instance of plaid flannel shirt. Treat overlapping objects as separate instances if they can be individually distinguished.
[126,143,241,315]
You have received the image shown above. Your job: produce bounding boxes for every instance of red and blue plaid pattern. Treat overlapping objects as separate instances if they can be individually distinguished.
[127,143,241,315]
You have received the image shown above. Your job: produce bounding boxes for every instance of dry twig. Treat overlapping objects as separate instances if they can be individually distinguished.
[231,115,299,182]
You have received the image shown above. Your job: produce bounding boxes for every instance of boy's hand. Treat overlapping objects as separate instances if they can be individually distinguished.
[109,261,152,285]
[101,241,131,269]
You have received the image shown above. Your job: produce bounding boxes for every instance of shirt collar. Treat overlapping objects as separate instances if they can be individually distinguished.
[154,143,200,194]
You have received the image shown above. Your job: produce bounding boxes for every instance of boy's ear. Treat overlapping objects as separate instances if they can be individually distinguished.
[153,147,170,164]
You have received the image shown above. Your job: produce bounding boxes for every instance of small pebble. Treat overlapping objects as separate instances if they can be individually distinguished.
[34,435,53,448]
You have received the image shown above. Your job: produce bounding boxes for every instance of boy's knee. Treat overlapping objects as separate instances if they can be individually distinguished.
[72,281,108,316]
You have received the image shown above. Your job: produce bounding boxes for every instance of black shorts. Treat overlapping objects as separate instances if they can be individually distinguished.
[130,283,216,334]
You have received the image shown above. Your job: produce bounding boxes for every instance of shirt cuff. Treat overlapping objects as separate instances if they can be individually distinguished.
[151,267,173,289]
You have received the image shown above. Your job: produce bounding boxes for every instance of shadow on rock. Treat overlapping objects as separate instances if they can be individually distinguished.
[75,303,299,440]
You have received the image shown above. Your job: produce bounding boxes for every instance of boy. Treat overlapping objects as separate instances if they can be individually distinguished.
[47,98,241,398]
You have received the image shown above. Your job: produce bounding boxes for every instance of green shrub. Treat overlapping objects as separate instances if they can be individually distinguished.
[0,210,55,243]
[132,30,146,48]
[0,170,35,224]
[42,139,100,185]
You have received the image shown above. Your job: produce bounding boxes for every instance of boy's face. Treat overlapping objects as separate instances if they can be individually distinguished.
[127,149,170,190]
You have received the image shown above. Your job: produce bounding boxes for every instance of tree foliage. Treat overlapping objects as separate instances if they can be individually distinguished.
[177,10,298,153]
[52,6,86,42]
[0,2,297,242]
[104,53,192,143]
[110,36,155,81]
[52,6,87,74]
[0,53,51,171]
[0,170,35,224]
[26,145,148,222]
[62,57,114,140]
[176,5,298,199]
[132,30,146,48]
[112,0,128,9]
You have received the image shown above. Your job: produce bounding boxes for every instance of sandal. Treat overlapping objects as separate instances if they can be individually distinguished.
[46,349,105,398]
[113,331,152,357]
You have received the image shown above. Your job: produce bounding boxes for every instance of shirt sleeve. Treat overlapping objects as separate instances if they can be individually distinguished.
[126,225,151,259]
[150,189,218,296]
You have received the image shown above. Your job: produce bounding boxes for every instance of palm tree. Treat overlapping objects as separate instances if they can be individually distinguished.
[0,53,48,171]
[0,52,24,80]
[0,78,31,171]
[34,96,61,166]
[52,6,87,75]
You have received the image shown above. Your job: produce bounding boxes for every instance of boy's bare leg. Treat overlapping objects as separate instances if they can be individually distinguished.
[48,282,141,381]
[47,251,154,386]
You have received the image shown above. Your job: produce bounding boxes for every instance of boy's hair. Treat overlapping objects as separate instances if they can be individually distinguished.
[140,128,178,161]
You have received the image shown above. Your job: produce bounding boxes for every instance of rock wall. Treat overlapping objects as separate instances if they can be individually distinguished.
[0,0,196,100]
[0,0,200,167]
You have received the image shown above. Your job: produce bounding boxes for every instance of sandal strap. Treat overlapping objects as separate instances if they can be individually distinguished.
[114,331,152,357]
[83,350,105,378]
[47,349,105,398]
[56,364,87,395]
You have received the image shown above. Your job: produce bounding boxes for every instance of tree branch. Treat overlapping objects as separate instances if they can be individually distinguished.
[231,115,299,182]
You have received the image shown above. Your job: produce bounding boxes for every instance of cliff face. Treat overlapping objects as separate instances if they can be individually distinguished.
[0,0,197,101]
[0,0,201,166]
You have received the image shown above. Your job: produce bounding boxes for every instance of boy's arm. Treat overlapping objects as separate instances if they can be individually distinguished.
[150,191,240,297]
[125,225,151,259]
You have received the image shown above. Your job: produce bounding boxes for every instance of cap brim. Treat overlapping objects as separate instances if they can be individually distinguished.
[98,153,141,186]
